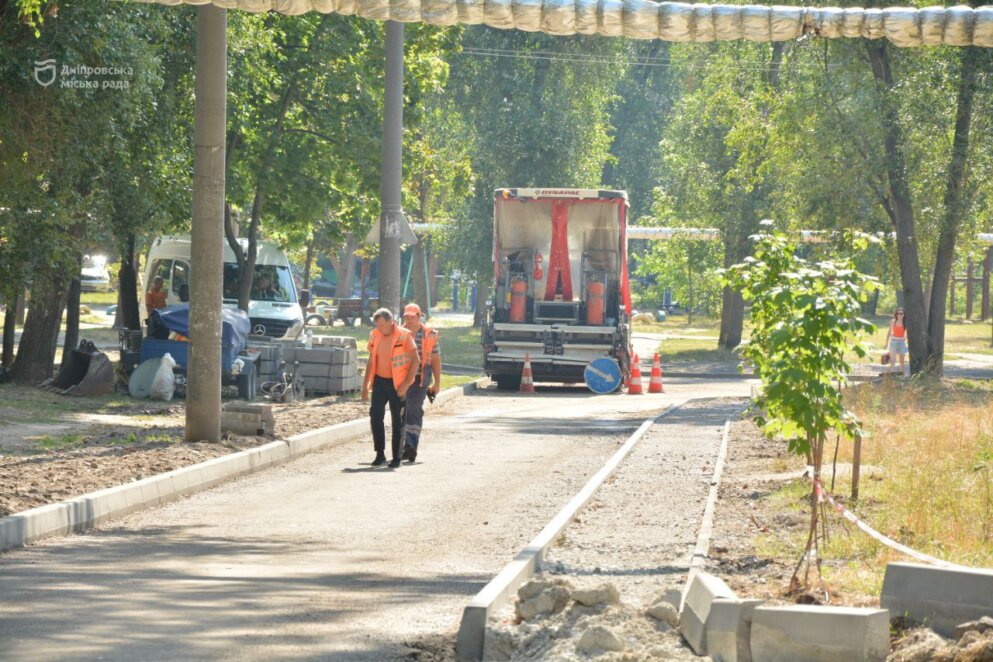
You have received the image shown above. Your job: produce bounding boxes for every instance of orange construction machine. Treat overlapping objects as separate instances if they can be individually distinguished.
[483,188,633,391]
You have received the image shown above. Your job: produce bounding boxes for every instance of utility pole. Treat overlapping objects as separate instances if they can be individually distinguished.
[186,5,226,443]
[379,20,404,316]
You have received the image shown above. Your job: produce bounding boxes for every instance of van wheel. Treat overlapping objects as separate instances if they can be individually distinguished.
[494,374,522,391]
[305,314,327,326]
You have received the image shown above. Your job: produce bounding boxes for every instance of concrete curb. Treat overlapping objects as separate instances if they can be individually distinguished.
[881,562,993,637]
[684,419,732,598]
[0,377,488,554]
[454,399,688,661]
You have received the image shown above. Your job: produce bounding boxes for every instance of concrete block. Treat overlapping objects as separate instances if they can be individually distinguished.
[706,598,763,662]
[750,605,890,662]
[292,347,336,363]
[312,335,357,349]
[680,572,737,655]
[297,362,331,379]
[881,562,993,637]
[329,347,357,364]
[329,362,357,378]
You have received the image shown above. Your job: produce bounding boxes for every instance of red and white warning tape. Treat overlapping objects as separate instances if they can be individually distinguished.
[814,479,969,571]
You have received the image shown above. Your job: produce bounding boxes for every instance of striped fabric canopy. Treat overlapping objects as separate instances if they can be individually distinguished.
[136,0,993,47]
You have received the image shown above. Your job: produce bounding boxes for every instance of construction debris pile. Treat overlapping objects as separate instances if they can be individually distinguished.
[483,577,695,661]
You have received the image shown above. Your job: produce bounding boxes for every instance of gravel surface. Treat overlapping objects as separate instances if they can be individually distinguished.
[480,397,746,661]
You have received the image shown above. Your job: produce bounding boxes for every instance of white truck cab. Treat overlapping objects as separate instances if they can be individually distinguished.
[141,235,304,340]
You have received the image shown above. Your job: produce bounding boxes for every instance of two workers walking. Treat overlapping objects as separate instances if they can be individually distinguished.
[361,304,440,468]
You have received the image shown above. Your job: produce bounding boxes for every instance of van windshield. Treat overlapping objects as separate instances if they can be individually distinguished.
[223,263,295,303]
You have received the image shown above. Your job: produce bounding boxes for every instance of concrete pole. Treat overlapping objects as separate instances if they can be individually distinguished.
[379,20,404,315]
[186,5,226,443]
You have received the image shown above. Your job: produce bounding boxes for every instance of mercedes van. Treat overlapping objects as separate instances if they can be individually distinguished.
[141,235,304,340]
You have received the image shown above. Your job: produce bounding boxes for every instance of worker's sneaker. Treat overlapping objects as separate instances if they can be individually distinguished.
[372,453,387,466]
[388,457,402,469]
[406,446,417,463]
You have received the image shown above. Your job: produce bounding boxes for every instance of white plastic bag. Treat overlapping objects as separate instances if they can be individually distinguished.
[149,353,177,402]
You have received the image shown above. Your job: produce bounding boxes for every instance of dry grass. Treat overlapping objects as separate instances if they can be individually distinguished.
[758,379,993,600]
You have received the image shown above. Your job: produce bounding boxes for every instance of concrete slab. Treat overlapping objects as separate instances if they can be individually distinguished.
[707,598,763,662]
[881,562,993,637]
[750,605,890,662]
[680,571,737,655]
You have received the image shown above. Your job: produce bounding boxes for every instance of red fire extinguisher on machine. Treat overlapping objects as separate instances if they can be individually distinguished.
[509,277,527,323]
[533,252,544,281]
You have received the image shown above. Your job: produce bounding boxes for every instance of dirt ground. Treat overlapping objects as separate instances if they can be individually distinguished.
[703,420,877,607]
[0,384,397,518]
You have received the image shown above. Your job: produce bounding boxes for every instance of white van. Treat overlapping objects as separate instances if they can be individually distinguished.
[141,235,304,340]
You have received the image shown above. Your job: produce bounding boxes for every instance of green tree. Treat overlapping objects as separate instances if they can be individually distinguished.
[725,224,877,589]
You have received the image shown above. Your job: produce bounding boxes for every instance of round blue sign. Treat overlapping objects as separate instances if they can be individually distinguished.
[584,357,623,394]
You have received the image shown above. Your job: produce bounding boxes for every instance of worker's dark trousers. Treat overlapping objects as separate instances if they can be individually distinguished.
[370,376,403,460]
[404,376,429,449]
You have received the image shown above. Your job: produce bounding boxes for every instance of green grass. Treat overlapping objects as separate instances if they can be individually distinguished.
[752,379,993,600]
[37,433,83,449]
[440,374,479,390]
[80,291,117,305]
[659,338,739,364]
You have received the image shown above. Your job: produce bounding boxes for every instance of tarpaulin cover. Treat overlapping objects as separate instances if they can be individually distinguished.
[151,304,250,355]
[138,0,993,48]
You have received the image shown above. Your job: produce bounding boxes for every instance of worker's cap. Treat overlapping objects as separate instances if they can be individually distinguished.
[402,303,422,318]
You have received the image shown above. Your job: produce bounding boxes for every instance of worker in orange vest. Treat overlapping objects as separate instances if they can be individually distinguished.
[362,308,419,468]
[401,303,441,463]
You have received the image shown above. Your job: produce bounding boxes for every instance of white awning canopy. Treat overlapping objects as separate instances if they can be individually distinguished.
[136,1,993,48]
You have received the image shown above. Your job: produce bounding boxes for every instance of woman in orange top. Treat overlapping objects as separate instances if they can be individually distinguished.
[884,308,908,376]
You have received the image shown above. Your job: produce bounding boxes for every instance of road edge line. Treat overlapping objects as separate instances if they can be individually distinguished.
[0,377,488,553]
[454,399,688,662]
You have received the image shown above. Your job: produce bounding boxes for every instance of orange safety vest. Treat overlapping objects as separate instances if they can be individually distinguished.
[415,323,439,376]
[367,325,416,390]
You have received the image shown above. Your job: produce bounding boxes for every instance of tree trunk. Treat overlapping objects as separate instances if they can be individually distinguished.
[686,250,694,326]
[2,288,20,369]
[60,276,82,373]
[359,258,371,325]
[303,238,315,291]
[334,235,359,299]
[925,46,980,376]
[10,269,69,384]
[867,40,931,375]
[428,251,439,308]
[15,289,26,326]
[719,234,745,349]
[474,278,491,328]
[117,232,141,331]
[412,242,429,314]
[982,247,991,322]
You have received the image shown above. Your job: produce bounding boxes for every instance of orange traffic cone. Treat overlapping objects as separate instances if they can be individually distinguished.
[520,352,536,394]
[649,352,664,393]
[628,353,643,395]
